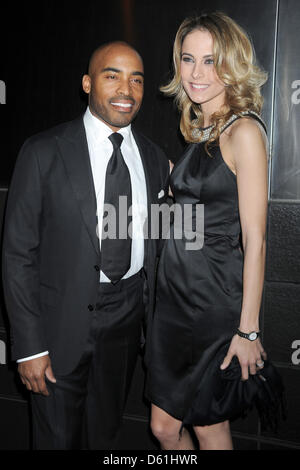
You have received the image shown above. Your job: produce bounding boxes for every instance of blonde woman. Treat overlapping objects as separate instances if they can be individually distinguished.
[145,12,271,450]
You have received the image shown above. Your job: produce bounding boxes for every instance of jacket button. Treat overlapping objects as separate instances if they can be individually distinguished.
[94,265,100,272]
[88,304,94,311]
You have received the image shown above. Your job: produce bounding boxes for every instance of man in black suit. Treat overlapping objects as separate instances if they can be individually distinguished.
[2,41,169,449]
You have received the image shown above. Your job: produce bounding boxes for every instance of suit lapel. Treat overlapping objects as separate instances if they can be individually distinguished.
[56,121,157,262]
[132,129,156,265]
[56,116,100,256]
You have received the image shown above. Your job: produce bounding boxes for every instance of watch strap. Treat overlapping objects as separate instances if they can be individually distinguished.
[236,328,260,341]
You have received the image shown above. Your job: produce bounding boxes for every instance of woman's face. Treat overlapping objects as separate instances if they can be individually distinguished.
[180,29,226,115]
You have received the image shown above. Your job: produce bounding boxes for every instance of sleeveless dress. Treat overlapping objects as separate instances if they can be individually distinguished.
[145,112,271,427]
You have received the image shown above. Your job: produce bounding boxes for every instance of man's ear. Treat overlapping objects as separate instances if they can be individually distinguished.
[82,75,91,95]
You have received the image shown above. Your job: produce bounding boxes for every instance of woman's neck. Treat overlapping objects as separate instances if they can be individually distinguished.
[200,91,226,127]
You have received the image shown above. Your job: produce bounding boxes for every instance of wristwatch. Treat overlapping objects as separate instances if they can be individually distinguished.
[236,328,260,341]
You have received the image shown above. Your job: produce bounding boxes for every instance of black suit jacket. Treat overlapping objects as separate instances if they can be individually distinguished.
[2,116,169,375]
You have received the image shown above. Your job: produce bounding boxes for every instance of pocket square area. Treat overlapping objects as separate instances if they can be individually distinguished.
[158,190,165,198]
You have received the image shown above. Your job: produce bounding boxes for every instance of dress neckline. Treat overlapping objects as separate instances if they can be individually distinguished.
[193,111,267,143]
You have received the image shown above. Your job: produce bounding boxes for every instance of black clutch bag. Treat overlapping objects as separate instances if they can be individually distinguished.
[182,342,287,431]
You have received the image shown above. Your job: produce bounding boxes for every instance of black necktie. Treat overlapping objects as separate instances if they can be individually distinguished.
[101,132,132,283]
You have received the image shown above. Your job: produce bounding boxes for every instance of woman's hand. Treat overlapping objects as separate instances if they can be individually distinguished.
[220,335,267,381]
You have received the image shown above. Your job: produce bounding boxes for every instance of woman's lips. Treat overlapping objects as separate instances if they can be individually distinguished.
[190,83,209,90]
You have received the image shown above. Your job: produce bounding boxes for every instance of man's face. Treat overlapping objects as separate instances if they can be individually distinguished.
[82,45,144,131]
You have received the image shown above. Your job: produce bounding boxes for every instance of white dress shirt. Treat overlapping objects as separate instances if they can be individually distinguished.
[84,106,147,281]
[17,107,148,363]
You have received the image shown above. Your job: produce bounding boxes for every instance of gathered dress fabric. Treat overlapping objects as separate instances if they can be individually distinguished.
[145,114,274,427]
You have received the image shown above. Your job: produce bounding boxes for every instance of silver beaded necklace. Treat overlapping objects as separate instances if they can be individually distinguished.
[192,110,264,143]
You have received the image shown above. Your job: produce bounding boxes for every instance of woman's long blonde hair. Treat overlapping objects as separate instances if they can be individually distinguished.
[161,11,268,146]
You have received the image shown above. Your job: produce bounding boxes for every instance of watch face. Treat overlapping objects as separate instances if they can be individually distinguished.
[249,332,258,341]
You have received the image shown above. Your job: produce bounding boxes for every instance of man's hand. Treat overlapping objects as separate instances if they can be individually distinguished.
[18,355,56,396]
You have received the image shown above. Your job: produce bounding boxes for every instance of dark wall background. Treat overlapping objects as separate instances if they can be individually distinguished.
[0,0,299,450]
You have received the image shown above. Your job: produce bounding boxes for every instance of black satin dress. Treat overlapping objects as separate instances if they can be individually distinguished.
[145,113,269,426]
